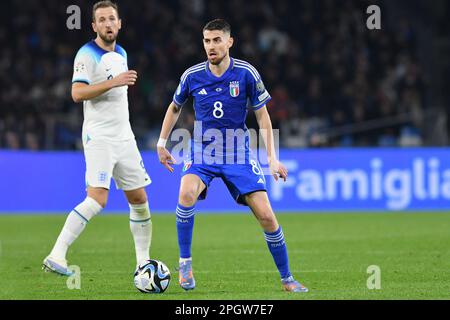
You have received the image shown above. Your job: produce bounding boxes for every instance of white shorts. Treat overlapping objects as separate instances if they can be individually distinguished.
[84,139,151,191]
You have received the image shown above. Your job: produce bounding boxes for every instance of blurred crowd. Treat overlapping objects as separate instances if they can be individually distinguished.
[0,0,431,150]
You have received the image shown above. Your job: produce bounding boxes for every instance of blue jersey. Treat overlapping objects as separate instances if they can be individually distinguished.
[173,58,271,163]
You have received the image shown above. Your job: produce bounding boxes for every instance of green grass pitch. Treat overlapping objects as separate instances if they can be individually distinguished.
[0,212,449,300]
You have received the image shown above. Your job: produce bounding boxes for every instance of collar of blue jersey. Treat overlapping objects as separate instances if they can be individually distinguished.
[206,57,235,80]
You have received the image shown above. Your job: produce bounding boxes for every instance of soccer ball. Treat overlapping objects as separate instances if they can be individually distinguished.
[134,259,171,293]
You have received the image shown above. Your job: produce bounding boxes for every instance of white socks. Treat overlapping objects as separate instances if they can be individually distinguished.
[50,197,102,260]
[49,198,152,266]
[129,202,152,265]
[179,257,192,264]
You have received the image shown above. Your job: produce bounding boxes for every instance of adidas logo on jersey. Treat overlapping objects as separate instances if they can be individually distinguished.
[257,178,265,184]
[198,89,207,95]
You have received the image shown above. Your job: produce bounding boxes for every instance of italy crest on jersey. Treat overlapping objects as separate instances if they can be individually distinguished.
[229,81,240,97]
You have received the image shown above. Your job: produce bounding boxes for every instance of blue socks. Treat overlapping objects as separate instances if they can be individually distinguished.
[176,204,291,279]
[264,226,291,279]
[176,204,195,259]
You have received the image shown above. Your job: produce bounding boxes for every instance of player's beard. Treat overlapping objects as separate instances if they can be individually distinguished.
[209,53,226,66]
[99,31,118,45]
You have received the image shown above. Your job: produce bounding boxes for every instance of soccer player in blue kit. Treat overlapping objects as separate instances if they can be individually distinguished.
[157,19,307,293]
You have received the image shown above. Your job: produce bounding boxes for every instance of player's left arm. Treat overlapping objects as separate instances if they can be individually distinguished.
[254,106,288,182]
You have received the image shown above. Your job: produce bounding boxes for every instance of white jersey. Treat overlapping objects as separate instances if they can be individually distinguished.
[72,40,134,142]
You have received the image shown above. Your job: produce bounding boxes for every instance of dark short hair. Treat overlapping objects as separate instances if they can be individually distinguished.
[92,1,119,21]
[203,19,231,34]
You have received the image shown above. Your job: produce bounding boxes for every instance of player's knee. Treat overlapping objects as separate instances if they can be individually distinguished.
[87,188,108,208]
[127,193,147,205]
[95,198,107,208]
[256,212,277,228]
[179,189,198,207]
[88,194,107,208]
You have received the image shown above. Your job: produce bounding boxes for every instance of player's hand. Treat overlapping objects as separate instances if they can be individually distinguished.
[111,70,138,87]
[157,146,176,173]
[269,159,288,182]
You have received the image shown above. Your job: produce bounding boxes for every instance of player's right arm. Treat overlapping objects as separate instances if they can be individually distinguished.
[157,72,191,172]
[71,47,137,103]
[71,70,137,103]
[157,102,181,173]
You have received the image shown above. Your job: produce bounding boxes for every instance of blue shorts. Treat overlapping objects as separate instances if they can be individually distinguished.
[180,160,267,206]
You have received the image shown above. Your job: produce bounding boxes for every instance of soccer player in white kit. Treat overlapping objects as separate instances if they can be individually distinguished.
[42,1,152,276]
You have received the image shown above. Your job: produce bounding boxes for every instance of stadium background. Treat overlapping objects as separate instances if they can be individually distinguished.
[0,0,450,302]
[0,0,449,212]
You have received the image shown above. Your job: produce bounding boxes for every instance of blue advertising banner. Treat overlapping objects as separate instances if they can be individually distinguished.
[0,149,449,212]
